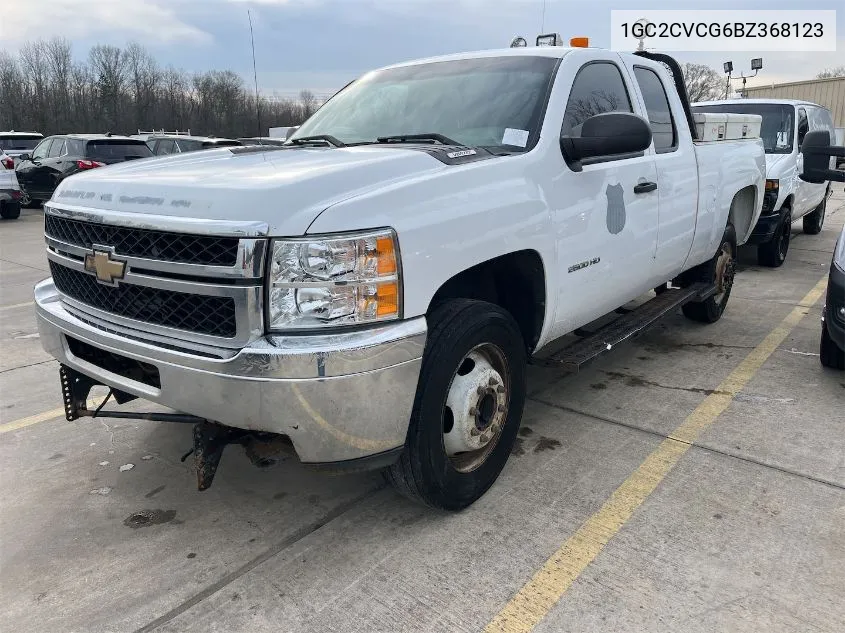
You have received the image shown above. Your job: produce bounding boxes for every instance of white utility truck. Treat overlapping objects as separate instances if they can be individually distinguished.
[692,99,836,267]
[35,38,766,510]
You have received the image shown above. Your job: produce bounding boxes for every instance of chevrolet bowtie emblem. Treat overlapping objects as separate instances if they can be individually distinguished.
[84,249,127,285]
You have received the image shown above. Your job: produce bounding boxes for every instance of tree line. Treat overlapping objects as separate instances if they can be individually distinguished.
[0,38,321,138]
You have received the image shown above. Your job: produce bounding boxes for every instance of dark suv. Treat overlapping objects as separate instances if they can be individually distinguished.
[15,134,153,206]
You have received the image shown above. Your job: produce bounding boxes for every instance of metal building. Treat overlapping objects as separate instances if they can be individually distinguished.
[743,76,845,126]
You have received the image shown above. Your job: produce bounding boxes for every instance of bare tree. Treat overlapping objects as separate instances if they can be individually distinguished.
[2,39,315,137]
[299,89,318,120]
[45,38,73,132]
[681,63,724,102]
[817,66,845,79]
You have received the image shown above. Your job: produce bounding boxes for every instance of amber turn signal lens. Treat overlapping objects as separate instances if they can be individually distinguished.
[570,37,589,48]
[377,282,399,317]
[376,236,397,275]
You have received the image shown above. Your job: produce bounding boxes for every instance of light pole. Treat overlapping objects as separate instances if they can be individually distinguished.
[739,58,763,97]
[723,61,733,99]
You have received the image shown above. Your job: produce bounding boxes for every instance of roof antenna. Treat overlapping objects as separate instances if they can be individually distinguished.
[541,0,547,32]
[248,9,262,138]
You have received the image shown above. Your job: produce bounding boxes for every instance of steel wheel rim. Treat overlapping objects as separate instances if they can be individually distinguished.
[20,190,30,206]
[713,241,735,304]
[442,342,511,473]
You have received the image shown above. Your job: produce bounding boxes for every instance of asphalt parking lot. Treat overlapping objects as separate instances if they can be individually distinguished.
[1,195,843,633]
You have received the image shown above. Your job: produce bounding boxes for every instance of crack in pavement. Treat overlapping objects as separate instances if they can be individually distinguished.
[601,370,730,397]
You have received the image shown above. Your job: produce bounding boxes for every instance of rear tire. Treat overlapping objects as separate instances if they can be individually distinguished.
[682,224,736,324]
[802,188,828,235]
[384,299,527,511]
[819,323,845,370]
[0,201,21,220]
[758,211,791,268]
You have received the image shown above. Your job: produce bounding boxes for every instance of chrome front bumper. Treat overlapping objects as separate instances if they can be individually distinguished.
[35,279,426,464]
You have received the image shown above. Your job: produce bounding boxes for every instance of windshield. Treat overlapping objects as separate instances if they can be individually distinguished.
[691,103,795,154]
[85,140,153,163]
[0,136,42,151]
[290,56,559,151]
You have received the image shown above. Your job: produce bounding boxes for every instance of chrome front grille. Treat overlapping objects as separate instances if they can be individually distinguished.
[44,205,269,350]
[49,261,237,337]
[45,215,240,266]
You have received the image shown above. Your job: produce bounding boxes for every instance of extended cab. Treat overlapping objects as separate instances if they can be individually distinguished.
[34,44,765,510]
[692,99,835,267]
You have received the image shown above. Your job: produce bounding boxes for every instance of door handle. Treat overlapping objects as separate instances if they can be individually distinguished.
[634,181,657,194]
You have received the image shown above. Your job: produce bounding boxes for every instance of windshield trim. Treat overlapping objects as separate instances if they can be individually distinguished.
[288,55,564,156]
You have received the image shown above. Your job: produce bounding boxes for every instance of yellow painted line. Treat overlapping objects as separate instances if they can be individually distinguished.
[0,301,34,312]
[0,398,101,435]
[485,275,829,633]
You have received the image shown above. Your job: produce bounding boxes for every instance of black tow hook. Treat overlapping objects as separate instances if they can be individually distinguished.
[184,422,249,491]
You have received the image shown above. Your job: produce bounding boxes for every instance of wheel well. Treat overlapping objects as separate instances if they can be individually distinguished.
[728,185,757,238]
[428,250,546,351]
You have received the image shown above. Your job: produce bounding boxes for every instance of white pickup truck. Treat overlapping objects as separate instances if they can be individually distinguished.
[35,41,765,510]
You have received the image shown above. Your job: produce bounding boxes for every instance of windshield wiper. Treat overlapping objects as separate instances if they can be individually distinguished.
[376,133,462,146]
[288,135,346,148]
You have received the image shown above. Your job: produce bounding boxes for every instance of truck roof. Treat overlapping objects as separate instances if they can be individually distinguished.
[694,98,825,108]
[379,46,575,72]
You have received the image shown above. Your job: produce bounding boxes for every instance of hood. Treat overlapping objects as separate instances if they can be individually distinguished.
[50,146,447,235]
[764,153,792,176]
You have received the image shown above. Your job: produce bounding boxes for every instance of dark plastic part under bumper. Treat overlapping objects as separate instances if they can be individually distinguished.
[746,212,782,245]
[823,264,845,352]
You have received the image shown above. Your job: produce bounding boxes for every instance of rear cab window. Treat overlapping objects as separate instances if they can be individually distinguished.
[632,66,677,152]
[85,139,153,163]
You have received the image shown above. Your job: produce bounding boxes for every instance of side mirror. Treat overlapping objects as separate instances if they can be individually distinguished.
[560,112,653,172]
[799,130,845,184]
[18,153,31,162]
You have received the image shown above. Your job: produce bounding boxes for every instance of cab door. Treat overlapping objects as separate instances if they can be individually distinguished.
[626,61,698,283]
[545,54,660,334]
[15,137,54,199]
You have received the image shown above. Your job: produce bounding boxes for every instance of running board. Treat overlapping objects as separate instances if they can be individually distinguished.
[531,282,714,372]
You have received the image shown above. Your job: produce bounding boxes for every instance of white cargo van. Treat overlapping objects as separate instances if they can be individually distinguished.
[693,99,835,267]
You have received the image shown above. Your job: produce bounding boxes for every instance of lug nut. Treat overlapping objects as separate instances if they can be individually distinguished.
[477,386,486,395]
[488,377,498,386]
[469,406,477,416]
[480,433,490,444]
[470,427,480,437]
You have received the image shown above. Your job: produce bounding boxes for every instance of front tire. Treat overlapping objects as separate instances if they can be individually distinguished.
[803,188,828,235]
[385,299,527,511]
[682,224,737,324]
[758,211,791,268]
[820,322,845,370]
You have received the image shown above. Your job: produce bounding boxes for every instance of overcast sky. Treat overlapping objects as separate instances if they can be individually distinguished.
[2,0,843,98]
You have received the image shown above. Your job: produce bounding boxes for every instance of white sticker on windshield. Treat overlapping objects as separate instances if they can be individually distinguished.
[502,128,530,148]
[776,131,789,148]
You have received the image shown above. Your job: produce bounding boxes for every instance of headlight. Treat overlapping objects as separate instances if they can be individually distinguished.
[267,229,400,330]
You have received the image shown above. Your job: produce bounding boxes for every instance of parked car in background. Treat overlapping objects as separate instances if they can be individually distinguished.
[0,131,44,164]
[820,225,845,369]
[146,135,242,155]
[15,134,153,207]
[237,137,288,146]
[0,148,23,220]
[692,99,835,267]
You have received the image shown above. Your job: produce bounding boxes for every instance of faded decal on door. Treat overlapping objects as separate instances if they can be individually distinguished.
[606,183,626,235]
